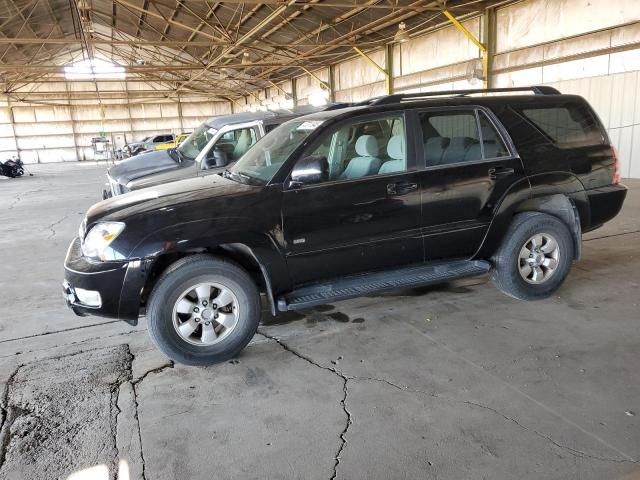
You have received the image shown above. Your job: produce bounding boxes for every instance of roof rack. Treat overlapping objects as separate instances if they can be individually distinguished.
[367,86,561,105]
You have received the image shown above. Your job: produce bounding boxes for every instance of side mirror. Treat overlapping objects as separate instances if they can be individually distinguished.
[289,155,328,188]
[203,149,228,169]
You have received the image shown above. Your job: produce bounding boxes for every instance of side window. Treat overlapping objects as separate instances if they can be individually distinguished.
[306,114,407,181]
[421,111,482,166]
[519,103,605,147]
[478,112,509,158]
[264,123,279,133]
[213,127,258,161]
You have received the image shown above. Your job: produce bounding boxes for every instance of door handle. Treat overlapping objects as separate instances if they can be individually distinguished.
[488,167,515,180]
[387,181,418,196]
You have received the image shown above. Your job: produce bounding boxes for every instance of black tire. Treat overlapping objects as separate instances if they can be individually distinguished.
[491,212,574,301]
[146,254,261,366]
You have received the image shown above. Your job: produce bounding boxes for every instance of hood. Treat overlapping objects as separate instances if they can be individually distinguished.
[85,172,253,227]
[109,149,183,185]
[126,163,198,191]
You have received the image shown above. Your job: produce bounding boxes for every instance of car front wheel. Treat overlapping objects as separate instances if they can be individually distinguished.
[146,255,261,366]
[492,212,574,301]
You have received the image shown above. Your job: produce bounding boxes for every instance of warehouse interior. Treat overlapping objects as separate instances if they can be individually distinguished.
[0,0,638,175]
[1,1,640,479]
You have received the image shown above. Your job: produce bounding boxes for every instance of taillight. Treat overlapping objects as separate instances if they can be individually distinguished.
[612,146,621,185]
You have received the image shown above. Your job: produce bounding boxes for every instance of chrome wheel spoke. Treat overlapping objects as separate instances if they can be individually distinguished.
[216,312,237,329]
[195,284,211,303]
[213,288,234,308]
[520,264,532,278]
[518,232,561,285]
[201,322,218,344]
[176,298,197,314]
[172,281,240,347]
[531,266,544,282]
[541,237,558,254]
[178,317,199,337]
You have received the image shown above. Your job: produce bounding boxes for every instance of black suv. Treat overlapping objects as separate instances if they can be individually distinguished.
[63,87,627,366]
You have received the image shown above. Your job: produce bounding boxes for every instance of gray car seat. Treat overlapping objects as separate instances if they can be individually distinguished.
[441,137,474,165]
[339,135,382,179]
[424,136,450,166]
[231,129,254,160]
[378,135,405,174]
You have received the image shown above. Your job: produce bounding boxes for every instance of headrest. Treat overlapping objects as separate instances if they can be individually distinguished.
[387,135,405,160]
[425,136,450,149]
[449,137,475,150]
[355,135,379,157]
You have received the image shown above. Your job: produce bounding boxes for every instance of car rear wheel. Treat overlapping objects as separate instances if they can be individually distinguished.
[146,255,261,366]
[492,212,574,300]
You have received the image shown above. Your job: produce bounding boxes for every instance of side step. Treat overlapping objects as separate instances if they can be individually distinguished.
[277,259,491,312]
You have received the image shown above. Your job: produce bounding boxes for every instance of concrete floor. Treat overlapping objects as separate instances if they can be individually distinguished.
[0,163,639,480]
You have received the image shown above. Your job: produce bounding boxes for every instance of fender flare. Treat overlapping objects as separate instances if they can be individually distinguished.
[475,172,589,260]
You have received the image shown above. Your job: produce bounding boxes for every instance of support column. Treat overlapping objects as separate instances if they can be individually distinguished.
[353,46,391,95]
[328,64,337,102]
[6,95,20,160]
[291,77,298,107]
[177,96,184,131]
[385,44,394,95]
[443,9,489,88]
[65,82,81,161]
[482,7,497,89]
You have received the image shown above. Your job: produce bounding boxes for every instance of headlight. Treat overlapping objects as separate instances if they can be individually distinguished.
[81,222,125,261]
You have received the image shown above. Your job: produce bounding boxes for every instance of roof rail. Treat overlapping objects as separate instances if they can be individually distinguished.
[368,86,561,105]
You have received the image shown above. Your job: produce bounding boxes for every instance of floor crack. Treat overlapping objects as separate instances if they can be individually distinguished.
[257,330,352,480]
[0,365,24,472]
[127,351,174,480]
[464,401,638,464]
[46,213,69,241]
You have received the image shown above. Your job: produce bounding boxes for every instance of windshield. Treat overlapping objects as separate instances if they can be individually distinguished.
[177,123,217,160]
[229,119,323,185]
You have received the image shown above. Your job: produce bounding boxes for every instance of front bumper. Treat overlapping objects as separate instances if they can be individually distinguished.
[63,237,147,325]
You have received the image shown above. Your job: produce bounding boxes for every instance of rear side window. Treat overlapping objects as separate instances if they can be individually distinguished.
[519,104,605,147]
[420,109,509,166]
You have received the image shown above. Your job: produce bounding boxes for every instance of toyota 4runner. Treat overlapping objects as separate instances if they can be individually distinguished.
[63,86,627,366]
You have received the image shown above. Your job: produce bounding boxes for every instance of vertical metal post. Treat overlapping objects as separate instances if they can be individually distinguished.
[482,8,496,89]
[353,46,391,95]
[443,9,488,88]
[385,44,394,95]
[6,96,20,161]
[177,96,185,131]
[291,76,298,107]
[328,64,337,102]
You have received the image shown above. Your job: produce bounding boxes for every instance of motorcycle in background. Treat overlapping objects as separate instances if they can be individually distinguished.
[0,156,31,178]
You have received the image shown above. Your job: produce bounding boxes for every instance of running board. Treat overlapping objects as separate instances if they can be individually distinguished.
[277,259,491,312]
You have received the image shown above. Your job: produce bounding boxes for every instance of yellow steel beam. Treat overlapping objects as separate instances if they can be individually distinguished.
[443,9,488,88]
[352,46,391,95]
[301,66,331,91]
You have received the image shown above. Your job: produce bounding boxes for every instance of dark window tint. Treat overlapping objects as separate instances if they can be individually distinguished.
[264,123,279,133]
[478,112,509,158]
[420,111,482,166]
[520,104,605,146]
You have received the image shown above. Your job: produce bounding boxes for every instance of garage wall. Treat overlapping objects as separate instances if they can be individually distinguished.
[0,82,232,163]
[491,0,640,179]
[244,0,640,177]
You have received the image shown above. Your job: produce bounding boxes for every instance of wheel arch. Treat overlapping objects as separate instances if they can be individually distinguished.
[475,172,588,260]
[139,241,286,318]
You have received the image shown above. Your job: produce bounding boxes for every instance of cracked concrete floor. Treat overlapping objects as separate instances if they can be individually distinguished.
[1,163,639,480]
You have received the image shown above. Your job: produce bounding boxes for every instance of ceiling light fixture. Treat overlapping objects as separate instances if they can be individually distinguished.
[394,22,410,43]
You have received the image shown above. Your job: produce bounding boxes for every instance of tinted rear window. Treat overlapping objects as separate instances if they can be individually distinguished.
[519,103,605,147]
